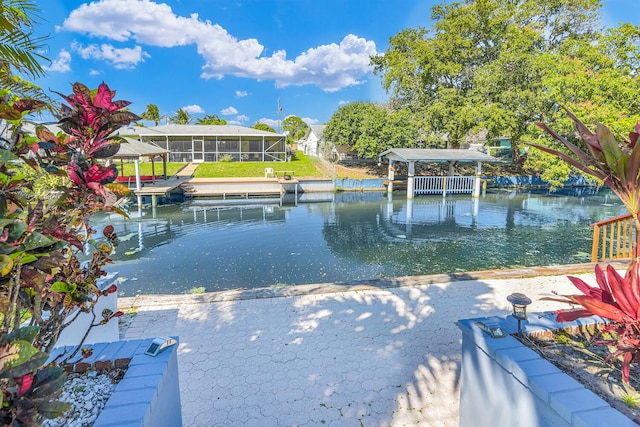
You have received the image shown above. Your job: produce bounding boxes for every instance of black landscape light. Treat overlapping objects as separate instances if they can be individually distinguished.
[507,292,532,336]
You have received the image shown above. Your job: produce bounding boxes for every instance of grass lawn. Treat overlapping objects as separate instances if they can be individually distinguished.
[113,152,378,179]
[192,151,324,178]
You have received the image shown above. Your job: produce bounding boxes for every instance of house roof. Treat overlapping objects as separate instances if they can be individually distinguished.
[333,145,356,154]
[309,125,326,139]
[136,124,285,137]
[111,137,169,159]
[379,148,500,163]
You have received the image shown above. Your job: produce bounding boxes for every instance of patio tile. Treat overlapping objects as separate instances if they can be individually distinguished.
[120,268,603,426]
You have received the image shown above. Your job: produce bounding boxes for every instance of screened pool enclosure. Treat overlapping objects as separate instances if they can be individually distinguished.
[137,124,287,163]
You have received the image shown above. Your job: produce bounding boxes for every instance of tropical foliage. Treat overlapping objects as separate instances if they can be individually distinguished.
[140,103,160,126]
[370,0,640,179]
[196,114,226,125]
[0,0,48,79]
[0,0,54,115]
[533,110,640,382]
[170,108,191,125]
[0,82,137,423]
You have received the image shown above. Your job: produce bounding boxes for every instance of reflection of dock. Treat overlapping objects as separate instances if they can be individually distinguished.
[182,178,293,199]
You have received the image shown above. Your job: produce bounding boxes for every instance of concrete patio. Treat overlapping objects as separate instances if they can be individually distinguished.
[119,263,620,426]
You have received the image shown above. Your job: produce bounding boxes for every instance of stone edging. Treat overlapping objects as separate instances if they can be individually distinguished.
[457,314,634,427]
[50,338,182,427]
[118,261,629,309]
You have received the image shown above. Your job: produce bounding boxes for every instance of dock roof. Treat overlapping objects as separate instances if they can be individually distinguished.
[112,138,169,159]
[379,148,501,163]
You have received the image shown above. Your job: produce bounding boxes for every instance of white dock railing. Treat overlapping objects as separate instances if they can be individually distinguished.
[413,176,475,195]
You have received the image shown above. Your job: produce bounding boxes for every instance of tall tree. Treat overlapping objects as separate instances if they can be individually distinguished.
[170,108,191,125]
[370,0,608,166]
[0,0,48,79]
[0,0,53,112]
[141,104,160,125]
[251,122,276,132]
[324,102,378,149]
[524,24,640,185]
[324,102,419,159]
[282,115,309,144]
[196,114,226,125]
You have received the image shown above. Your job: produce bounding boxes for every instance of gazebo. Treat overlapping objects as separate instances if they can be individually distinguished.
[378,148,502,199]
[110,137,169,190]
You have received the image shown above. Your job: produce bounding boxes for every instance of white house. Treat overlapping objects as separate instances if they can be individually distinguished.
[298,125,325,157]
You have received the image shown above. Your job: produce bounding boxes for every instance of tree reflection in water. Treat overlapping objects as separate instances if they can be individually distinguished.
[93,188,626,296]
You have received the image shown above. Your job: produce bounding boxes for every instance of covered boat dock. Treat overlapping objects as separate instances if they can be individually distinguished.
[378,148,501,199]
[110,138,170,207]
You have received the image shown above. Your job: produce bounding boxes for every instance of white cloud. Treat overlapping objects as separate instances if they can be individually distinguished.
[71,41,149,69]
[89,69,102,76]
[236,114,249,124]
[44,50,71,72]
[62,0,378,91]
[182,104,204,114]
[235,90,248,98]
[302,117,319,125]
[339,100,350,105]
[221,106,238,115]
[258,118,278,127]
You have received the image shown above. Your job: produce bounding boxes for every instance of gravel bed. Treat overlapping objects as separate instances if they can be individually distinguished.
[43,311,136,426]
[43,369,125,427]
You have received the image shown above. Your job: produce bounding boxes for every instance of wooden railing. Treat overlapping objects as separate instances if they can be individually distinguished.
[591,213,636,262]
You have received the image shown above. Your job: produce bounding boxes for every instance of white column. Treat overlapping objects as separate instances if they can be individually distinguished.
[134,158,142,208]
[387,160,395,193]
[473,161,482,198]
[407,161,415,200]
[134,158,142,190]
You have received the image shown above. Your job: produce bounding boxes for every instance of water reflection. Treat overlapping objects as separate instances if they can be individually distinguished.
[94,188,627,296]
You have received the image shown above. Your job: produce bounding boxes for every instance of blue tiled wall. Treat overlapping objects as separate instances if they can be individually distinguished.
[457,315,634,427]
[83,338,182,427]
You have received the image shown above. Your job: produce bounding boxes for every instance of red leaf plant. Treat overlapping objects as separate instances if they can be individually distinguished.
[543,264,640,381]
[531,109,640,382]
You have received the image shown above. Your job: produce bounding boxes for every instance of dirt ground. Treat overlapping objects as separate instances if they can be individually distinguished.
[523,328,640,422]
[319,159,519,180]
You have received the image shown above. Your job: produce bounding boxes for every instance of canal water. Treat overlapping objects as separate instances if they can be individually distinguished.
[93,188,627,296]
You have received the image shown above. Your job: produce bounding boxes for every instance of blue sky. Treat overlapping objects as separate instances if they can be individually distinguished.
[34,0,640,129]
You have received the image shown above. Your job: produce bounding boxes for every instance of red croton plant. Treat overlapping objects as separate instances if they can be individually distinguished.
[529,108,640,382]
[0,82,137,424]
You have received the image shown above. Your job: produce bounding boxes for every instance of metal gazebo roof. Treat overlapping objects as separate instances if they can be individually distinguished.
[378,148,501,164]
[111,137,169,159]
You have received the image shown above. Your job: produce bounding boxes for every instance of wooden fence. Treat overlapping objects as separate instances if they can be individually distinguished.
[413,176,475,196]
[591,213,636,262]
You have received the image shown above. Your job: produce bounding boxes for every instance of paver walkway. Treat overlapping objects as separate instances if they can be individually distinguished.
[120,266,612,426]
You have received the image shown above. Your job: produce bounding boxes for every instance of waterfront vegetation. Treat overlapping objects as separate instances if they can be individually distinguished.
[0,81,137,424]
